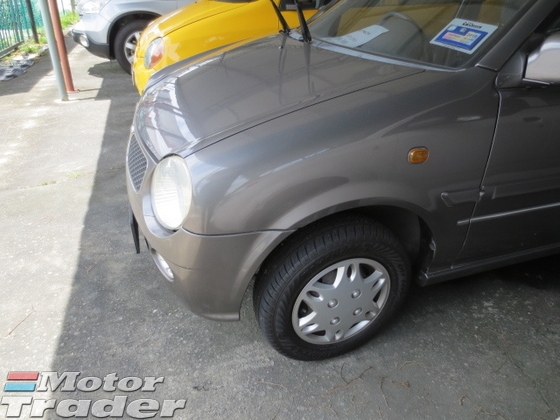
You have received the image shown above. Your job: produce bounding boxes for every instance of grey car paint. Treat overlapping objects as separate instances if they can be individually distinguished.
[127,0,560,348]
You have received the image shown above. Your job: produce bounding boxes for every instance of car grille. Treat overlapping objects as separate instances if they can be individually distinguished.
[127,135,147,192]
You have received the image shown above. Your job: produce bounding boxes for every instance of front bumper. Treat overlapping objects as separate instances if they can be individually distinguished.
[72,17,111,59]
[131,214,286,321]
[126,135,290,321]
[131,60,154,95]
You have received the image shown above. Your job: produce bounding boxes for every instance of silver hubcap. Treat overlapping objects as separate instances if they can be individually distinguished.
[124,31,141,64]
[292,258,390,344]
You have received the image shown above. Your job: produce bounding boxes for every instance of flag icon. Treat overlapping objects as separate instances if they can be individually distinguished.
[4,372,39,392]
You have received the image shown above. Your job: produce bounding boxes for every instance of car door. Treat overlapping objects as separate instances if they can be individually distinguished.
[456,23,560,264]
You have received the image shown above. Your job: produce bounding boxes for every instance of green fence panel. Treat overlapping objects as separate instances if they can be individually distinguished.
[0,0,45,56]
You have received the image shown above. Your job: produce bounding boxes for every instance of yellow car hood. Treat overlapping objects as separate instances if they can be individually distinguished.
[148,0,247,37]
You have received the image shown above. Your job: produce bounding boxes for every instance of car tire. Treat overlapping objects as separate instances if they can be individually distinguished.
[114,20,149,74]
[254,215,411,360]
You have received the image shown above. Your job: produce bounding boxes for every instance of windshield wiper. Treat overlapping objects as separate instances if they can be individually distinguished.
[269,0,290,34]
[296,1,312,43]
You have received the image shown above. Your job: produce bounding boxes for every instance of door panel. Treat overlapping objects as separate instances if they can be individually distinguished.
[456,85,560,263]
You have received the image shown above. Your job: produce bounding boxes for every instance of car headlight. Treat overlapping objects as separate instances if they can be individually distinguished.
[79,0,109,14]
[151,155,192,230]
[144,38,164,69]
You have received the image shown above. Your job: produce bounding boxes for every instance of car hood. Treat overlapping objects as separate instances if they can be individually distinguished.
[135,35,424,159]
[146,0,246,38]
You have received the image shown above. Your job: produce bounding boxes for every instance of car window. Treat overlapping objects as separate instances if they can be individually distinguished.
[535,4,560,34]
[308,0,533,68]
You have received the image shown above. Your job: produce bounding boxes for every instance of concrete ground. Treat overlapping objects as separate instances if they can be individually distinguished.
[0,39,559,420]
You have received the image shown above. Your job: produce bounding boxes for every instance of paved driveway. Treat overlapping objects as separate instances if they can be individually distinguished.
[0,40,559,420]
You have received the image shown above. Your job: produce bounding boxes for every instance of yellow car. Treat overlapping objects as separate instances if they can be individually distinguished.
[132,0,323,94]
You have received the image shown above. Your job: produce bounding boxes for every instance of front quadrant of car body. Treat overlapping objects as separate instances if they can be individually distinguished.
[132,0,323,94]
[126,0,560,360]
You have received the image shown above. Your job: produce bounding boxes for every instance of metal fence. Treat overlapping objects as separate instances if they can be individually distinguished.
[0,0,44,57]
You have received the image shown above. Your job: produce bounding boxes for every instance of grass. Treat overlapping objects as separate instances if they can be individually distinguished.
[16,33,48,55]
[60,11,80,29]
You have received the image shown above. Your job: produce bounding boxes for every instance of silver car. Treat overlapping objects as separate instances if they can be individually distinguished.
[127,0,560,360]
[72,0,193,73]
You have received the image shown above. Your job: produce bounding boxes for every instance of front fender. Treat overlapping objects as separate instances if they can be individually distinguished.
[184,68,498,269]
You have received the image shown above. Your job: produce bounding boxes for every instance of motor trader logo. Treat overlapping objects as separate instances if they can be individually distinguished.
[0,371,186,418]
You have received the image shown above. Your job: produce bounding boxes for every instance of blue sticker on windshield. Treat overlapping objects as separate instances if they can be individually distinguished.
[430,19,497,54]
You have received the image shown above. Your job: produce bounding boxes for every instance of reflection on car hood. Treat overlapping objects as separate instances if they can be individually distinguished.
[135,35,424,159]
[147,0,246,38]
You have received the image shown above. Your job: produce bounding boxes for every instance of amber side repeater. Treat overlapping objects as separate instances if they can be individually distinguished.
[408,147,429,164]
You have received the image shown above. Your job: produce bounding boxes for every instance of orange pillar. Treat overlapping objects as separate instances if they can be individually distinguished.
[47,0,78,93]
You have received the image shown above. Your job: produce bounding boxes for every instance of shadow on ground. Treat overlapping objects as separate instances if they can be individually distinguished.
[43,55,560,419]
[0,40,78,97]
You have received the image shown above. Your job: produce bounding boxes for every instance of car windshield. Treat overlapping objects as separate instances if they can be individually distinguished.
[308,0,531,68]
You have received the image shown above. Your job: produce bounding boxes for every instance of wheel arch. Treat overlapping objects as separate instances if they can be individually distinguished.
[354,205,431,272]
[108,13,159,58]
[253,205,434,293]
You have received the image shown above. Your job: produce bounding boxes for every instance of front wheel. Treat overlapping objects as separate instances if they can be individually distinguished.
[114,20,149,74]
[254,215,411,360]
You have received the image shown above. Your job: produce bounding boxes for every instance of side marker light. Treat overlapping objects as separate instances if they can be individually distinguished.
[408,147,429,164]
